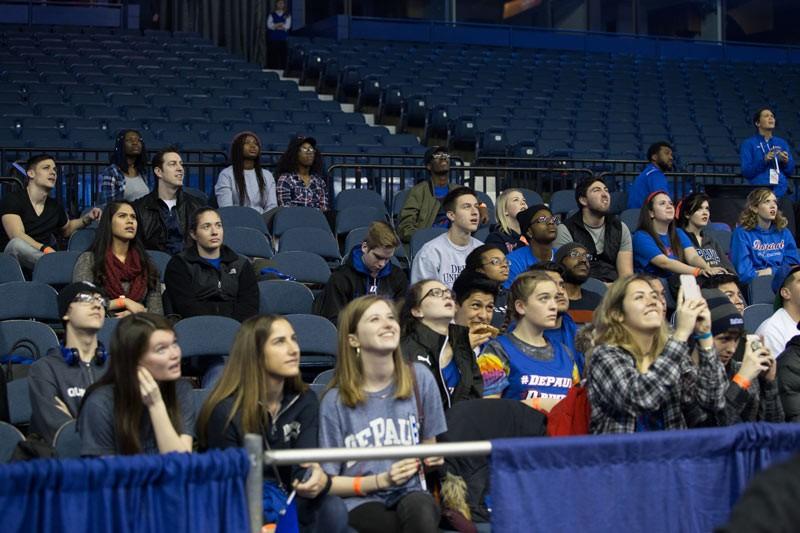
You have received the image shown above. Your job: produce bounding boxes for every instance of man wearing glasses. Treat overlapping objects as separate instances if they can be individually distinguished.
[503,204,558,289]
[555,243,602,325]
[555,177,633,283]
[397,146,487,244]
[29,282,108,444]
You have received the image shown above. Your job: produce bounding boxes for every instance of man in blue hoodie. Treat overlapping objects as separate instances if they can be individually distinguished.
[741,108,795,199]
[315,220,408,324]
[627,141,676,209]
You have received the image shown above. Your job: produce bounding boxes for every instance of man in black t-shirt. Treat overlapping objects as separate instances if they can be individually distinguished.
[555,242,602,325]
[0,154,101,269]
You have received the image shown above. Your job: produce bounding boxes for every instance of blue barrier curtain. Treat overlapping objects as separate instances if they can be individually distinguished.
[490,423,800,533]
[0,449,250,533]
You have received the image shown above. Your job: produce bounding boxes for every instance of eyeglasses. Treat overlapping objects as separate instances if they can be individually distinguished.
[420,287,454,302]
[482,257,509,267]
[299,146,316,154]
[534,216,559,225]
[432,153,450,160]
[568,250,593,261]
[72,293,107,307]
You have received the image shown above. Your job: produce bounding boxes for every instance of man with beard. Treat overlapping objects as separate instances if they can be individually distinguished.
[555,242,602,325]
[555,177,633,282]
[627,141,677,209]
[503,204,558,289]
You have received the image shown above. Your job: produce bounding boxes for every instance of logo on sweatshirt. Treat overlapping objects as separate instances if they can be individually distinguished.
[416,354,432,365]
[66,387,85,398]
[753,239,785,252]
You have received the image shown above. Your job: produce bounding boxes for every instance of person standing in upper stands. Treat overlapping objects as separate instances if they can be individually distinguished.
[164,207,258,322]
[134,147,205,255]
[755,263,800,359]
[410,187,482,288]
[632,191,723,279]
[399,279,483,409]
[78,313,195,456]
[587,276,727,433]
[275,136,329,212]
[463,244,509,326]
[503,204,558,289]
[197,315,349,533]
[741,108,794,199]
[29,282,108,444]
[554,242,602,325]
[97,129,150,205]
[315,221,408,325]
[478,271,579,412]
[675,192,736,275]
[703,289,783,426]
[627,141,675,209]
[266,0,292,69]
[319,295,446,533]
[0,154,101,270]
[730,188,799,285]
[555,176,633,282]
[214,131,278,214]
[485,188,528,253]
[73,201,163,316]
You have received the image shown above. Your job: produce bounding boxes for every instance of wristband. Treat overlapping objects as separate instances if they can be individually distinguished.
[732,374,751,390]
[693,331,712,340]
[39,244,46,252]
[353,476,365,496]
[319,473,333,498]
[114,297,125,309]
[42,246,55,254]
[693,267,701,277]
[477,202,487,209]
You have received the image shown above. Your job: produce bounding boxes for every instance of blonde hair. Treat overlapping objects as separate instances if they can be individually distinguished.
[495,188,522,235]
[738,188,788,231]
[501,271,556,333]
[333,295,412,408]
[593,275,668,370]
[196,315,306,448]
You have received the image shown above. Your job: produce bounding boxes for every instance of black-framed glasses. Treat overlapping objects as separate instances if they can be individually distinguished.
[73,293,107,308]
[482,257,509,267]
[568,250,593,261]
[420,287,454,302]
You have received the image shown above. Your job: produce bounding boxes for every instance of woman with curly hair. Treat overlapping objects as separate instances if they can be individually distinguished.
[730,188,800,284]
[275,136,329,212]
[97,129,150,205]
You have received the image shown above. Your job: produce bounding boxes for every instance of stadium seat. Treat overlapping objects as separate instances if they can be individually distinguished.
[146,250,171,282]
[704,227,731,257]
[225,226,274,259]
[7,378,31,426]
[312,368,334,385]
[410,227,448,260]
[549,190,578,217]
[743,303,773,333]
[515,188,544,207]
[335,188,388,213]
[0,253,25,284]
[272,251,332,287]
[54,420,81,458]
[218,205,269,234]
[279,227,341,263]
[31,251,81,290]
[97,317,119,350]
[67,228,96,252]
[748,275,775,306]
[0,281,59,321]
[583,277,608,297]
[284,313,337,369]
[0,421,24,462]
[335,206,387,237]
[620,208,640,232]
[0,320,60,362]
[272,207,331,238]
[173,315,240,361]
[258,280,315,315]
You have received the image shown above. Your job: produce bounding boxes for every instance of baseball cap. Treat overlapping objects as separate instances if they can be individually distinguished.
[516,204,552,236]
[423,145,448,166]
[554,242,586,265]
[702,288,745,337]
[58,281,105,318]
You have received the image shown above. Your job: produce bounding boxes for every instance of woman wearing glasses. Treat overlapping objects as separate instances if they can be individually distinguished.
[275,137,329,212]
[464,244,509,326]
[164,207,258,322]
[399,279,483,410]
[73,200,163,316]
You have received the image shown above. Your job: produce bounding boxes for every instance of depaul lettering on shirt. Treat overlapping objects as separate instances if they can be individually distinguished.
[753,239,785,252]
[442,264,466,285]
[343,415,420,449]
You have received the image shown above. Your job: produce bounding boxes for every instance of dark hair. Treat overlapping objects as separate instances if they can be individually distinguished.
[528,261,565,276]
[637,191,685,262]
[465,244,505,272]
[275,137,324,177]
[230,132,267,206]
[26,153,55,171]
[151,146,181,172]
[575,176,607,207]
[676,192,710,229]
[110,129,148,177]
[442,186,477,214]
[82,313,181,455]
[647,141,672,161]
[188,207,220,244]
[452,271,499,305]
[753,107,774,128]
[399,279,434,335]
[87,201,159,292]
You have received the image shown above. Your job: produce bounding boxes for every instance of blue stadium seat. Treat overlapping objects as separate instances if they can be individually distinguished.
[410,227,448,260]
[0,253,25,284]
[272,207,331,238]
[174,315,240,360]
[53,419,81,459]
[32,251,82,290]
[0,320,60,362]
[743,303,773,333]
[0,421,24,462]
[279,227,341,263]
[272,251,331,287]
[284,313,337,369]
[258,280,315,315]
[549,190,578,217]
[748,275,775,306]
[335,206,386,237]
[67,228,95,252]
[146,250,171,282]
[335,188,387,214]
[0,281,59,321]
[217,206,269,234]
[224,226,274,259]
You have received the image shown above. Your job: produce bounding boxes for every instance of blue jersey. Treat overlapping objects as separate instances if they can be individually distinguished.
[495,335,576,401]
[633,229,693,278]
[740,135,795,198]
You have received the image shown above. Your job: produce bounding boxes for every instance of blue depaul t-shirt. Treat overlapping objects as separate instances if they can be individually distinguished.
[633,228,693,278]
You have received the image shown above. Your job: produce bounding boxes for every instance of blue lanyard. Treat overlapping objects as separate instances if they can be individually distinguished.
[759,139,781,171]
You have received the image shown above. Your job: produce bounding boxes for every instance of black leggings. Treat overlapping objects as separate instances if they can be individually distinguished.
[348,491,439,533]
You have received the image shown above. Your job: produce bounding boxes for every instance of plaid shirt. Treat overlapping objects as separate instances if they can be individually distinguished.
[98,163,126,205]
[276,173,329,212]
[587,338,727,434]
[710,359,785,425]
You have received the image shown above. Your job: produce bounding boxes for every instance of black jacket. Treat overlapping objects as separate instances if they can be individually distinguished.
[401,321,482,409]
[562,211,623,282]
[315,246,408,325]
[133,188,205,253]
[164,244,258,322]
[777,334,800,422]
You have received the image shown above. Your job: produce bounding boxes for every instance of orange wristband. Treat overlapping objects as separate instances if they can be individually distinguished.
[693,267,701,277]
[114,297,125,309]
[353,476,365,496]
[43,246,55,254]
[732,374,751,390]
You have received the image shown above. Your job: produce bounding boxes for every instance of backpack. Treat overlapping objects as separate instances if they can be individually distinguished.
[546,384,590,436]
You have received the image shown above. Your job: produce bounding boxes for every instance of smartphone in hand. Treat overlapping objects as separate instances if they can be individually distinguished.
[680,274,702,300]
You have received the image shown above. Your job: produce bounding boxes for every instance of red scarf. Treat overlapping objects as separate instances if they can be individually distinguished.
[104,247,147,303]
